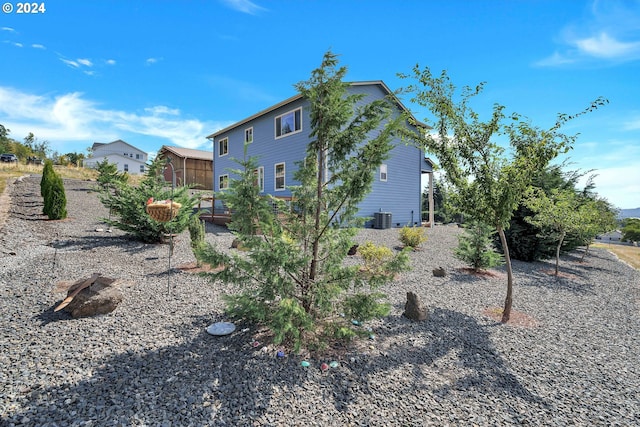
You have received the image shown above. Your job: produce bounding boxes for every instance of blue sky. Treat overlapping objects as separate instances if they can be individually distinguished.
[1,0,639,209]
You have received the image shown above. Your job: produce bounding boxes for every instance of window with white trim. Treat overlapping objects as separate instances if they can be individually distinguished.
[218,137,228,156]
[139,165,145,173]
[275,108,302,139]
[245,127,253,144]
[219,174,229,190]
[124,164,129,172]
[380,164,387,182]
[253,166,264,192]
[275,163,285,191]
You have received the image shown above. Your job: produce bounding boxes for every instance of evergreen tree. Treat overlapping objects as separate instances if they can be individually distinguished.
[197,51,411,351]
[455,220,504,272]
[99,157,199,243]
[45,173,67,220]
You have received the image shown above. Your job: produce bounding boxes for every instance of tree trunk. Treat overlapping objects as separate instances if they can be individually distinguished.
[497,225,513,323]
[555,231,566,276]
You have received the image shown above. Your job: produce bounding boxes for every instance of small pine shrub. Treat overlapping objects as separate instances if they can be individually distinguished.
[45,174,67,220]
[359,241,393,273]
[40,160,55,214]
[455,220,504,272]
[399,226,427,250]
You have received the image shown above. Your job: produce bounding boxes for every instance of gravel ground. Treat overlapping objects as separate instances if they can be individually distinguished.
[1,175,639,426]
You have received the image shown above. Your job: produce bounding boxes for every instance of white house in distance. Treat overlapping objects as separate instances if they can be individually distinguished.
[84,139,148,175]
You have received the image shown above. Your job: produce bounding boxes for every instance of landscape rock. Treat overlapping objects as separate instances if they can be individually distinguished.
[63,276,124,318]
[403,291,428,321]
[432,267,446,277]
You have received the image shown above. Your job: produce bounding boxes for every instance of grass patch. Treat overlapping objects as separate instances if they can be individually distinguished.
[592,242,640,270]
[0,163,101,194]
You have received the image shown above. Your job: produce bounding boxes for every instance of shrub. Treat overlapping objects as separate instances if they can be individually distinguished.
[40,160,55,213]
[44,173,67,220]
[399,226,427,249]
[455,220,503,272]
[359,241,393,273]
[98,157,199,243]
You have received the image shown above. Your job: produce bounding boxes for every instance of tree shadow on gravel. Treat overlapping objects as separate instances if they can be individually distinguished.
[48,235,160,254]
[8,308,551,426]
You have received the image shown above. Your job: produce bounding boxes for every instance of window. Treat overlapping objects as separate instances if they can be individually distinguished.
[380,164,387,182]
[274,163,285,191]
[139,165,145,173]
[253,166,264,192]
[124,164,129,172]
[136,154,141,160]
[244,127,253,144]
[218,137,228,156]
[275,108,302,139]
[219,174,229,190]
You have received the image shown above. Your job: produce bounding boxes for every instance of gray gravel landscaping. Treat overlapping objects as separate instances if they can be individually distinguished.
[1,175,639,426]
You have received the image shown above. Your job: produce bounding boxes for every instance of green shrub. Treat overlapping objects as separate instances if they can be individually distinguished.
[98,157,199,243]
[455,220,503,272]
[40,160,55,214]
[44,173,67,220]
[359,241,393,272]
[399,226,427,249]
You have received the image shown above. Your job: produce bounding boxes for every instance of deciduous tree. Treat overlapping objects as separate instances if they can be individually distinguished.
[401,66,606,322]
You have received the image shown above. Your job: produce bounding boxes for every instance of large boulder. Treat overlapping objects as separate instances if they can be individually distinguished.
[63,276,124,318]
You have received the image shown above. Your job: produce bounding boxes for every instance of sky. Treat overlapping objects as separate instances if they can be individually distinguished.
[0,0,639,209]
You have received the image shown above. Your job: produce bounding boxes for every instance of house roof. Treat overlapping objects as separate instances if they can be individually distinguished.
[91,139,146,155]
[157,145,213,161]
[206,80,428,139]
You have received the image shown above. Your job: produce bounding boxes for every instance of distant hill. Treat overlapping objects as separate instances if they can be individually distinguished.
[619,208,640,219]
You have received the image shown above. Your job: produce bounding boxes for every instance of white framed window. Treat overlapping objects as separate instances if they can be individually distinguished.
[380,164,387,182]
[245,127,253,144]
[139,165,145,173]
[274,162,285,191]
[275,108,302,139]
[219,174,229,190]
[253,166,264,192]
[136,154,141,160]
[124,164,129,172]
[218,137,228,156]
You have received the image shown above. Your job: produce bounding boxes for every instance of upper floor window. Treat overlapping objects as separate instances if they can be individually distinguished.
[245,127,253,144]
[275,108,302,139]
[275,162,285,191]
[136,154,141,159]
[380,164,387,182]
[218,137,228,156]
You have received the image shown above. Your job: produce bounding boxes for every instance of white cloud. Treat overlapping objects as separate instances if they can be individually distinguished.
[60,58,80,68]
[146,57,160,65]
[575,32,640,59]
[105,59,116,65]
[1,27,16,33]
[31,43,45,49]
[144,106,180,116]
[0,86,231,153]
[12,42,23,48]
[77,58,93,67]
[220,0,266,15]
[577,165,640,209]
[536,0,640,66]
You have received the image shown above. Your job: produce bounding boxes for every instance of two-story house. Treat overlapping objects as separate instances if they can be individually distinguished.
[84,139,148,175]
[207,81,434,228]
